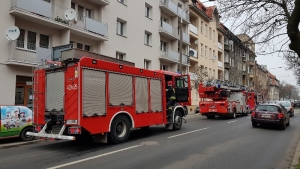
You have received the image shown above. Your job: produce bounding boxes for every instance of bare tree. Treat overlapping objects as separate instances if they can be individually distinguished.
[254,80,270,101]
[190,65,208,90]
[215,0,300,57]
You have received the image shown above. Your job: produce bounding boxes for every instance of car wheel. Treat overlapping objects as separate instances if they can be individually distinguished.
[252,122,258,128]
[231,109,236,119]
[20,127,34,141]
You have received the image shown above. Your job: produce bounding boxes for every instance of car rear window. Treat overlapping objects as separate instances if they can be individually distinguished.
[278,102,291,107]
[256,105,278,112]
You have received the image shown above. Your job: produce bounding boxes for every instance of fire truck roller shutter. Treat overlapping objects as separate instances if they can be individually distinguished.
[150,79,162,112]
[46,71,64,112]
[109,73,133,106]
[82,69,106,116]
[135,77,149,113]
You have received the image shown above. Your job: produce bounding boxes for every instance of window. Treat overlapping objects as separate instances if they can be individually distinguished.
[117,19,126,36]
[144,59,151,69]
[40,34,49,48]
[160,41,167,52]
[200,21,203,34]
[200,44,203,56]
[205,46,207,57]
[16,29,50,51]
[213,70,215,78]
[145,31,152,46]
[78,5,84,21]
[209,48,212,59]
[209,27,212,39]
[205,24,208,36]
[145,3,152,18]
[160,64,168,70]
[213,50,215,60]
[71,3,92,20]
[72,41,92,52]
[116,52,125,60]
[213,30,215,41]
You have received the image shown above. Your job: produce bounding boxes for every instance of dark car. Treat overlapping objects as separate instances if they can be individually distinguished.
[293,101,300,109]
[251,103,290,130]
[194,106,199,114]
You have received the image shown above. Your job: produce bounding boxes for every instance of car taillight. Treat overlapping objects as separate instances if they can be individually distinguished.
[290,107,292,111]
[278,113,284,119]
[251,111,256,117]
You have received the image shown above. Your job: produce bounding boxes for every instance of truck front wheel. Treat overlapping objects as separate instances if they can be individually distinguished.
[109,115,130,144]
[172,110,182,131]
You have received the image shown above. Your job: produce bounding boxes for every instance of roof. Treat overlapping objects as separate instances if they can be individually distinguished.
[205,6,216,19]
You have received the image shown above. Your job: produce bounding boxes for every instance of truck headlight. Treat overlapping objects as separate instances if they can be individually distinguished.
[65,120,78,125]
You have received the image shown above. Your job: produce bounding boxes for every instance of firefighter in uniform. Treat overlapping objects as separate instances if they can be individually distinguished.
[166,81,176,110]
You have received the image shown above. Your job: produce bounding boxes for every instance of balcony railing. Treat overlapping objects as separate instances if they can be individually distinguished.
[218,61,223,68]
[11,0,108,38]
[218,42,223,50]
[183,32,190,43]
[160,49,189,65]
[160,21,179,38]
[189,48,198,58]
[177,7,189,22]
[159,0,177,14]
[189,24,198,34]
[7,41,51,66]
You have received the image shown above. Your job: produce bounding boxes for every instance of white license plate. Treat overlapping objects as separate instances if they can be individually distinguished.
[261,114,271,118]
[209,109,217,112]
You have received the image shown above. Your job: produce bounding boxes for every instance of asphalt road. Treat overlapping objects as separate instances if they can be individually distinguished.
[1,110,300,169]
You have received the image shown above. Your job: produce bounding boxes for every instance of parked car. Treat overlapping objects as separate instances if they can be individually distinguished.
[251,103,290,130]
[0,105,34,141]
[277,101,294,117]
[194,106,199,114]
[293,101,300,109]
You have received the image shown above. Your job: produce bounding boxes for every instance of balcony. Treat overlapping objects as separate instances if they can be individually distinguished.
[159,49,189,65]
[249,74,254,78]
[218,42,223,51]
[159,0,178,16]
[88,0,110,6]
[189,48,198,58]
[224,62,231,69]
[7,41,51,67]
[249,61,255,66]
[224,43,230,52]
[10,0,108,41]
[189,24,198,35]
[242,71,247,76]
[182,32,190,45]
[218,61,223,68]
[159,21,179,40]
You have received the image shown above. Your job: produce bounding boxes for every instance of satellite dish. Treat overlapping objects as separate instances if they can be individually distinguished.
[65,8,77,21]
[189,50,195,56]
[5,26,20,41]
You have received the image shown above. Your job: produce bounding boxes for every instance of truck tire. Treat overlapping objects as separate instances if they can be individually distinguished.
[172,110,182,131]
[109,115,130,144]
[231,109,236,119]
[20,127,34,141]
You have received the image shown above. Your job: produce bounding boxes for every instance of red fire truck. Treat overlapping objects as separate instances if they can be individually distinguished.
[26,49,191,144]
[198,80,249,119]
[247,91,263,111]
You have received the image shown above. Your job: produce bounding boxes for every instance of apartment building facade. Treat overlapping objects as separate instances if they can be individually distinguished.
[0,0,190,106]
[188,1,224,106]
[268,72,280,101]
[254,63,269,100]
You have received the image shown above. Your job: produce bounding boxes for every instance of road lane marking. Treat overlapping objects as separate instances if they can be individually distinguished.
[168,127,209,138]
[47,145,142,169]
[227,120,237,124]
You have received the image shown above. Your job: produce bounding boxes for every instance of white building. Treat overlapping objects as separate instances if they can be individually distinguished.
[0,0,190,106]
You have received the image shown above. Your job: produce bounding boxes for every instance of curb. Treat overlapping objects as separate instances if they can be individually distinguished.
[290,137,300,169]
[0,139,42,149]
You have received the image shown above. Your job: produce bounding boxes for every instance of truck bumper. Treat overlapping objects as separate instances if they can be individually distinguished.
[26,124,75,141]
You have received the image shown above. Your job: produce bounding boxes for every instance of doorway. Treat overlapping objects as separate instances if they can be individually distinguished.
[15,76,33,109]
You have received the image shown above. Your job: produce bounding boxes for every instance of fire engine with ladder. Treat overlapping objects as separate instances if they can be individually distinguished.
[26,45,191,144]
[198,79,258,119]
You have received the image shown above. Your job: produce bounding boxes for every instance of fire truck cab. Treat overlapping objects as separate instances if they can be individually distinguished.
[26,47,191,144]
[198,79,249,119]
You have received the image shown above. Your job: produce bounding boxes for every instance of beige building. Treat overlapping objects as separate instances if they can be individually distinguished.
[188,1,224,107]
[0,0,190,106]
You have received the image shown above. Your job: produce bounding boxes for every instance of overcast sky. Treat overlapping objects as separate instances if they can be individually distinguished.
[202,0,297,86]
